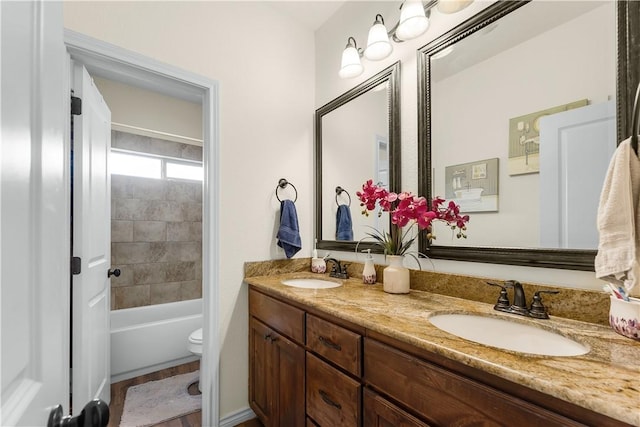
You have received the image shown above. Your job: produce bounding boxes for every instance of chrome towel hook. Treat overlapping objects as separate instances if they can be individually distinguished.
[276,178,298,202]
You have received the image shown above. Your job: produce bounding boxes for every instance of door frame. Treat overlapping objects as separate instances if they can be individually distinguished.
[64,29,220,426]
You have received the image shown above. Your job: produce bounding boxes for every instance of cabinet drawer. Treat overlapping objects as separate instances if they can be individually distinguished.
[306,352,361,427]
[249,289,304,343]
[306,314,361,376]
[364,339,584,427]
[364,388,431,427]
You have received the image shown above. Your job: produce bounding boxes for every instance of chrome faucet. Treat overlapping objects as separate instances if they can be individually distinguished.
[325,258,349,279]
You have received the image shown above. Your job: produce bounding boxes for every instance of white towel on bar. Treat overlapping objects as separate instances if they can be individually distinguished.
[595,138,640,297]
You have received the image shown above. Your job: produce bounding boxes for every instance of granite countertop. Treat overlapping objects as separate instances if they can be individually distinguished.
[245,272,640,426]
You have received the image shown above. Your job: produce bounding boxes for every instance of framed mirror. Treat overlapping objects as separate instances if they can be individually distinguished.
[315,62,400,252]
[418,1,640,271]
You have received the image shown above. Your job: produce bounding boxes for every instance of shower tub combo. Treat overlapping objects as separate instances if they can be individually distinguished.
[110,298,203,383]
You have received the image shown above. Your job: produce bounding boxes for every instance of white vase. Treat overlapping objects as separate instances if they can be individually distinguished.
[383,255,410,294]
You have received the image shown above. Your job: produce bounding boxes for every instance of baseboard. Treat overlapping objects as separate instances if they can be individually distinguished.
[111,355,199,383]
[219,407,256,427]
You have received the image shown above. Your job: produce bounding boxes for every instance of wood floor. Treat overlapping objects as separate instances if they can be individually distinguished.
[107,361,262,427]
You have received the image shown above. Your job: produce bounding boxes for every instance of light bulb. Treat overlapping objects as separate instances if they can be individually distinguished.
[396,0,429,41]
[339,37,364,79]
[437,0,474,14]
[365,14,392,61]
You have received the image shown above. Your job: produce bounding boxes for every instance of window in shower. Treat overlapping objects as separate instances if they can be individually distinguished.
[110,149,203,181]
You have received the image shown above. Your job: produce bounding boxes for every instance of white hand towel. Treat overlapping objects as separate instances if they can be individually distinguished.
[595,138,640,297]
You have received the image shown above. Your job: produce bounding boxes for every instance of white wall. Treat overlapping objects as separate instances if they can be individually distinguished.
[315,0,606,291]
[93,77,203,145]
[64,1,315,418]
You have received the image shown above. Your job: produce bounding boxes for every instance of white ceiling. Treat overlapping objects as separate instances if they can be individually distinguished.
[267,1,346,31]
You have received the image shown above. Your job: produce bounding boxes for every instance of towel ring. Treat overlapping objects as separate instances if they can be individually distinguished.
[276,178,298,203]
[631,82,640,155]
[335,186,351,206]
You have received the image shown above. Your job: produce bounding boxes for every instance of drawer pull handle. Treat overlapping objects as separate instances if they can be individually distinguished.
[319,390,342,410]
[264,333,277,342]
[318,336,341,351]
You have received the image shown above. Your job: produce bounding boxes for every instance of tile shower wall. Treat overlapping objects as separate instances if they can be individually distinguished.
[110,131,203,310]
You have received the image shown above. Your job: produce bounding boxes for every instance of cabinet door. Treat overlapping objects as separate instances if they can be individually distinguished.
[250,317,305,427]
[272,328,306,427]
[364,388,431,427]
[250,318,276,426]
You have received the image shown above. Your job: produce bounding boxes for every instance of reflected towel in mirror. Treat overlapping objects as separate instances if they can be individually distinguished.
[595,138,640,297]
[277,200,302,258]
[336,204,353,241]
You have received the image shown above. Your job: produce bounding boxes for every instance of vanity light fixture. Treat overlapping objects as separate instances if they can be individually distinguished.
[339,0,473,78]
[365,14,393,61]
[339,37,364,79]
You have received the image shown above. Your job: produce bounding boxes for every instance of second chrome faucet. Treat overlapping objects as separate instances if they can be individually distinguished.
[487,280,559,319]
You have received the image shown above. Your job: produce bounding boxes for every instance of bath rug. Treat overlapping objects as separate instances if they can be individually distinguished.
[119,370,201,427]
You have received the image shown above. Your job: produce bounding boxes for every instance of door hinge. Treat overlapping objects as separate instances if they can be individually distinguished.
[71,96,82,116]
[71,257,81,275]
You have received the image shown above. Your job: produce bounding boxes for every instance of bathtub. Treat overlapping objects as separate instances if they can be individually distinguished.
[110,299,203,383]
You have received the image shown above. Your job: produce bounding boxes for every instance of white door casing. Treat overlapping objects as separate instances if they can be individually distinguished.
[539,100,616,249]
[65,31,220,425]
[0,1,70,425]
[71,63,112,410]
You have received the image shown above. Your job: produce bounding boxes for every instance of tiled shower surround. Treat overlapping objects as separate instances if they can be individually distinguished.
[110,131,202,310]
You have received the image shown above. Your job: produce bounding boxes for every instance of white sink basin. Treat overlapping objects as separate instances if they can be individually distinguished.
[429,313,589,357]
[281,278,342,289]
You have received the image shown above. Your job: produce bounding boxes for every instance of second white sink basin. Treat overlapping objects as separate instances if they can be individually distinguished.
[281,278,342,289]
[429,313,589,357]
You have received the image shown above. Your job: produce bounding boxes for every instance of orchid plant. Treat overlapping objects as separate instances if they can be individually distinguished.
[356,179,469,257]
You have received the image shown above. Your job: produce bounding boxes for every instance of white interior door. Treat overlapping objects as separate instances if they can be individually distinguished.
[0,1,71,425]
[71,62,112,411]
[539,100,616,249]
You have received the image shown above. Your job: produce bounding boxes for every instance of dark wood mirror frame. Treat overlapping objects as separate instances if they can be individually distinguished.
[417,1,640,271]
[315,62,401,252]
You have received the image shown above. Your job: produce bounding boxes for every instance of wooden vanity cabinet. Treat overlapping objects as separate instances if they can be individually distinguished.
[249,286,631,427]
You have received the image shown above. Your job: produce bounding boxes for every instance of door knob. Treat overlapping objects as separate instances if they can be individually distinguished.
[107,268,121,278]
[48,399,109,427]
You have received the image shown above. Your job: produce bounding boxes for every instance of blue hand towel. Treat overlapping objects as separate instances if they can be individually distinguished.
[277,200,302,258]
[336,204,354,241]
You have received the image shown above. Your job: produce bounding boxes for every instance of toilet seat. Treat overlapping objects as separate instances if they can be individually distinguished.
[188,328,203,355]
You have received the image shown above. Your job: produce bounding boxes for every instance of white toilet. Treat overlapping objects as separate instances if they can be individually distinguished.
[188,328,203,391]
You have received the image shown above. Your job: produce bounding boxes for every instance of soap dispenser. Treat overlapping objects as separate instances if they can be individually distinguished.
[362,249,376,284]
[311,249,326,274]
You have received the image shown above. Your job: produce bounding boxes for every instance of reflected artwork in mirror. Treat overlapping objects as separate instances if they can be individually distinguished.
[316,62,401,252]
[418,1,640,270]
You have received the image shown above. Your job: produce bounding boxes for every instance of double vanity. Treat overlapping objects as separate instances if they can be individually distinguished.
[245,260,639,427]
